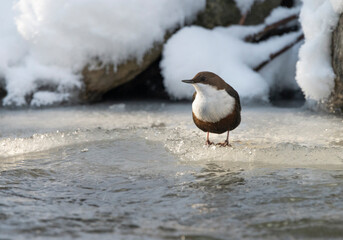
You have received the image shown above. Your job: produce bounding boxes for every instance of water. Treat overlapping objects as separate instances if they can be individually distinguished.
[1,102,343,239]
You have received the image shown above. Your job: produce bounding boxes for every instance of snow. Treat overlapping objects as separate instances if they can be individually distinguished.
[0,0,205,107]
[2,0,343,107]
[30,91,70,107]
[296,0,343,100]
[330,0,343,13]
[234,0,265,15]
[264,6,301,25]
[161,7,302,103]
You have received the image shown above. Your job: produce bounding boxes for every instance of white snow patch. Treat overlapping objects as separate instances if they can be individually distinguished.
[330,0,343,13]
[0,0,205,107]
[161,7,302,103]
[234,0,265,15]
[30,91,70,107]
[264,6,301,25]
[296,0,343,100]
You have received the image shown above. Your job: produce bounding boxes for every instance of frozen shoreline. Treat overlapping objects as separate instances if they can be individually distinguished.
[1,101,342,167]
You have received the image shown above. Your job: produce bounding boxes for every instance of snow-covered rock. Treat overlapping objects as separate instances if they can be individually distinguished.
[294,0,343,113]
[0,0,205,107]
[328,13,343,113]
[295,0,339,101]
[161,7,302,103]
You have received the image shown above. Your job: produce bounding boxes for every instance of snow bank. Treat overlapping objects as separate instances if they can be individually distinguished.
[161,7,302,102]
[0,0,205,107]
[296,0,343,100]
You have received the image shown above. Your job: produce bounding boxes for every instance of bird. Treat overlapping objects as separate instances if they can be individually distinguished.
[182,71,241,147]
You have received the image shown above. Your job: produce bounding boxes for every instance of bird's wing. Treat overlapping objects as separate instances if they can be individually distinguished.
[225,86,241,111]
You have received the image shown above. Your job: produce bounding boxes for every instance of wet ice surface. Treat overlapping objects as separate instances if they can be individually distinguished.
[1,102,343,239]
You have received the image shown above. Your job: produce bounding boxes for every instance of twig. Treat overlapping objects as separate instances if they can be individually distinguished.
[253,33,304,72]
[239,14,247,25]
[245,14,299,42]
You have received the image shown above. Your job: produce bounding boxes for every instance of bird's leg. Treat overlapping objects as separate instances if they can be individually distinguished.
[217,131,232,147]
[205,132,214,145]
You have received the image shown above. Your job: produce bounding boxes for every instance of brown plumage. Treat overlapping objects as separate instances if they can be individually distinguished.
[182,71,241,146]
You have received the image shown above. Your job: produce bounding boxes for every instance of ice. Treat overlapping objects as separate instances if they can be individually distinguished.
[0,0,205,107]
[1,102,342,167]
[109,103,126,111]
[0,129,119,158]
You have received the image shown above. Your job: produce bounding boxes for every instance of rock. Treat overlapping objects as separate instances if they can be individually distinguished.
[194,0,241,29]
[0,83,6,101]
[103,56,169,100]
[81,0,282,102]
[328,13,343,114]
[80,44,162,102]
[195,0,281,28]
[247,0,283,25]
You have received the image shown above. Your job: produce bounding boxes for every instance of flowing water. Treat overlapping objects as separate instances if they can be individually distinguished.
[0,102,343,239]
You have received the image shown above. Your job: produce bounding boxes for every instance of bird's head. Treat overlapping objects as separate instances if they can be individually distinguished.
[182,71,226,94]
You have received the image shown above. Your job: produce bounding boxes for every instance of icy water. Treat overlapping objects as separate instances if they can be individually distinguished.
[1,102,343,240]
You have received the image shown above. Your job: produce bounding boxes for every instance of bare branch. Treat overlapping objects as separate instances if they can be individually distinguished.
[254,33,304,72]
[245,14,299,42]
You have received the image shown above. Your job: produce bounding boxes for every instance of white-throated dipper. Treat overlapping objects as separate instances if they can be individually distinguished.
[182,71,241,146]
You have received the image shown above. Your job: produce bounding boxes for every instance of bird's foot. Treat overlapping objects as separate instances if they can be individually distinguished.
[216,140,232,147]
[205,140,214,146]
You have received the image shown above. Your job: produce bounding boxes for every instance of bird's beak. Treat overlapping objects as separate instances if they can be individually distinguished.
[182,79,194,84]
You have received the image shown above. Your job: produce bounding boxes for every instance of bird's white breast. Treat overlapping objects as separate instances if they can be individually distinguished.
[192,83,235,123]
